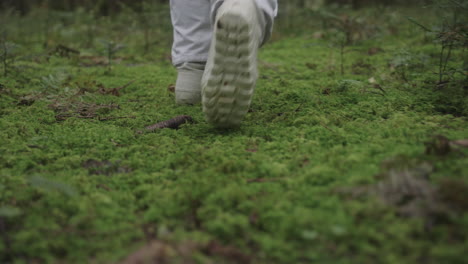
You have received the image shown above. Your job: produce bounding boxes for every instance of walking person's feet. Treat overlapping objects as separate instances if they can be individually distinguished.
[201,0,263,128]
[175,62,205,105]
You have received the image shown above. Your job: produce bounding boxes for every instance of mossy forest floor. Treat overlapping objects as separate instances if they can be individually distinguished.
[1,4,467,264]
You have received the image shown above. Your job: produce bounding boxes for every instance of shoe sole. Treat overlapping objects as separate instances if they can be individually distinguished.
[202,12,258,128]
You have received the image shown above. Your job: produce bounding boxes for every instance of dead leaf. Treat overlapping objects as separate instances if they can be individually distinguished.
[79,55,108,67]
[249,212,259,225]
[438,178,468,212]
[305,63,318,70]
[352,60,375,75]
[368,47,383,56]
[313,31,324,39]
[82,159,132,176]
[425,135,451,156]
[97,184,111,191]
[259,60,281,71]
[322,87,331,95]
[17,97,35,106]
[203,241,252,264]
[119,240,172,264]
[167,84,175,93]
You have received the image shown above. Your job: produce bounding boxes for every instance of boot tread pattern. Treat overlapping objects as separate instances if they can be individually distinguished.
[202,12,258,128]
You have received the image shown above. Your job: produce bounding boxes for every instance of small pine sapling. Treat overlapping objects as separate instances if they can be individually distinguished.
[99,40,125,73]
[320,12,361,76]
[408,0,467,85]
[327,31,347,76]
[1,33,19,77]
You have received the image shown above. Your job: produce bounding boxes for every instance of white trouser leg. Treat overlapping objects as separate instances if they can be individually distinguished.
[170,0,278,66]
[170,0,212,66]
[256,0,278,44]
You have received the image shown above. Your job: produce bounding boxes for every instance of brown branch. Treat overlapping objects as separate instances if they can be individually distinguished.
[450,139,468,148]
[372,84,387,94]
[319,122,336,133]
[99,80,135,96]
[55,44,80,57]
[139,115,193,133]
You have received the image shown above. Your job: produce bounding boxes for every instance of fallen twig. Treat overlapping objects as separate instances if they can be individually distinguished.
[54,44,80,57]
[319,122,336,133]
[372,84,387,94]
[139,115,193,133]
[450,139,468,148]
[98,80,135,96]
[97,184,111,191]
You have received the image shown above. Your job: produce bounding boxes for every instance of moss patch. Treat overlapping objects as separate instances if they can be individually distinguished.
[1,4,467,264]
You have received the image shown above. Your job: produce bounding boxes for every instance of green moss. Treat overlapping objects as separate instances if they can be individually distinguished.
[0,4,467,264]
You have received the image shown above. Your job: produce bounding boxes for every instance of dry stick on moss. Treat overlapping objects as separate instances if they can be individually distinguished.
[99,80,135,96]
[320,122,336,133]
[140,115,193,133]
[407,17,432,32]
[373,84,387,95]
[451,139,468,148]
[55,44,80,57]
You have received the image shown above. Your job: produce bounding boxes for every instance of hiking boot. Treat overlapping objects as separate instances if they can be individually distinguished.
[175,62,205,105]
[201,0,263,127]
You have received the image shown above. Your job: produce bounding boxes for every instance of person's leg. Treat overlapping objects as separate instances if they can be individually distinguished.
[202,0,278,127]
[254,0,278,45]
[209,0,277,45]
[170,0,211,104]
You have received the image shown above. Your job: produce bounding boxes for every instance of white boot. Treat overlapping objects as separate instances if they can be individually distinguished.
[201,0,264,127]
[175,62,205,105]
